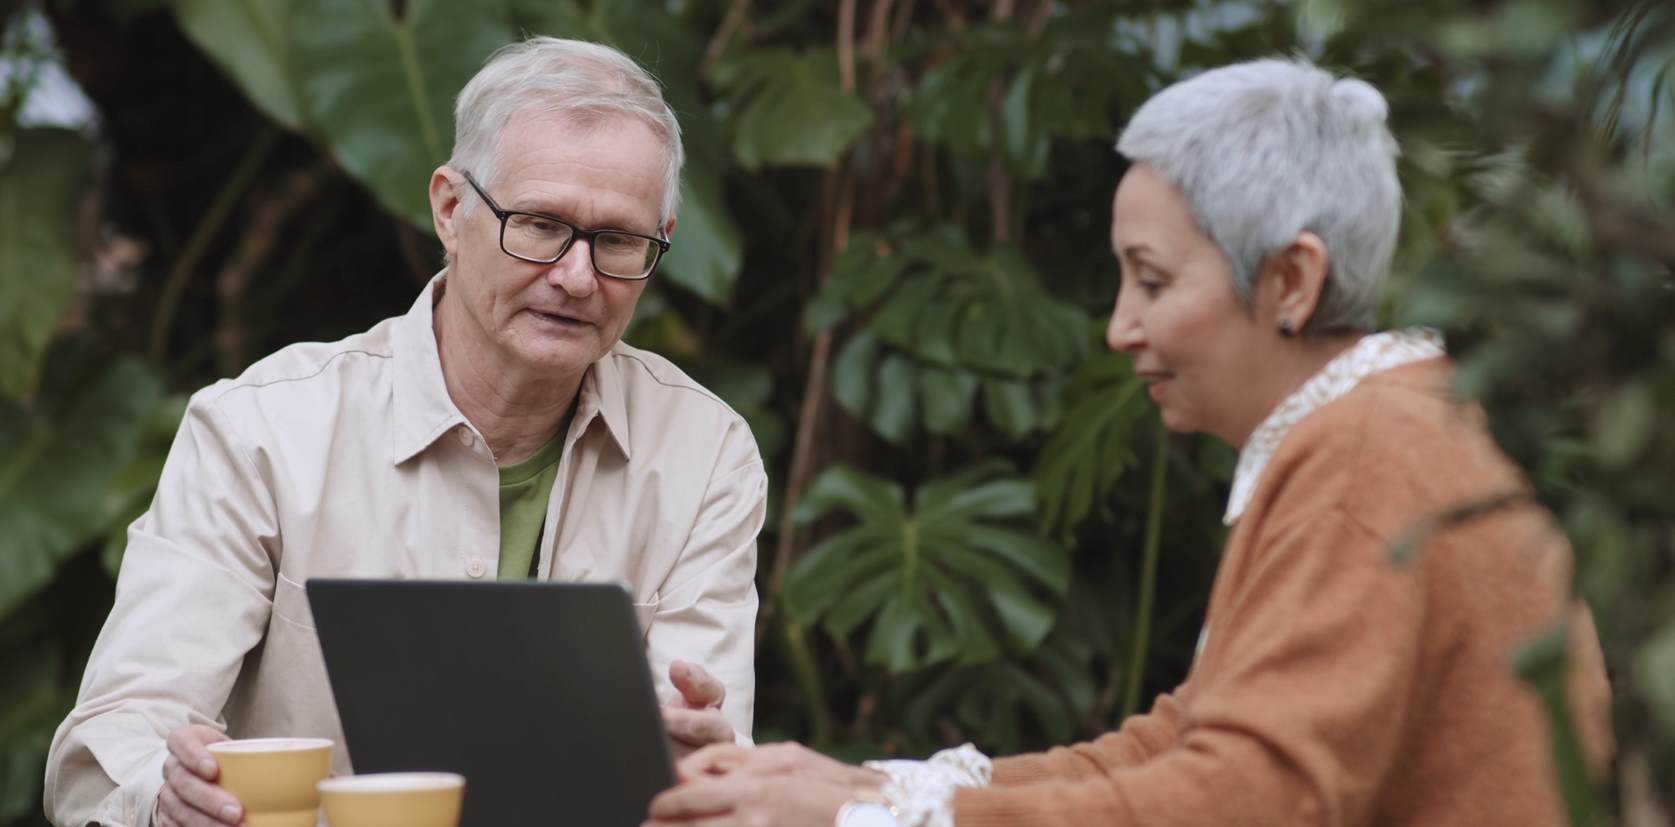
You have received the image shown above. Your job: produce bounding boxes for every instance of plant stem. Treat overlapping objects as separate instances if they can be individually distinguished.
[784,621,832,744]
[148,127,279,363]
[1120,422,1168,719]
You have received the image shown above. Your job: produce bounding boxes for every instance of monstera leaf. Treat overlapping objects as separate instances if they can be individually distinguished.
[1033,351,1156,542]
[890,629,1096,754]
[0,358,164,617]
[781,462,1070,673]
[909,11,1143,177]
[712,48,874,169]
[814,224,1089,443]
[0,129,92,401]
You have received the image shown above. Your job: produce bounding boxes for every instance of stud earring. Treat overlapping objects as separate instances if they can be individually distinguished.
[1278,319,1295,338]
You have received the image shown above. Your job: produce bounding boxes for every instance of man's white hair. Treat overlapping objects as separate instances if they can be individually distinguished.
[1116,58,1401,334]
[448,36,684,223]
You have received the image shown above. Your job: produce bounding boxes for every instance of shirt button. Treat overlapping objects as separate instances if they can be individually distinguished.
[456,427,476,447]
[466,559,487,578]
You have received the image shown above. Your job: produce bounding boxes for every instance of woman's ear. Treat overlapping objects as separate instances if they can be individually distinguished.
[1263,231,1330,336]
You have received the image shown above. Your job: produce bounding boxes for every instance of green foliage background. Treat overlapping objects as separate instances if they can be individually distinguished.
[1,0,1671,824]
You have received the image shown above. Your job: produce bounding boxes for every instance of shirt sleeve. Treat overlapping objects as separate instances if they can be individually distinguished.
[641,421,767,742]
[987,691,1187,786]
[44,390,280,827]
[951,508,1425,827]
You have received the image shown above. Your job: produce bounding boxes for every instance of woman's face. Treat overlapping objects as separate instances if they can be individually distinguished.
[1105,164,1278,446]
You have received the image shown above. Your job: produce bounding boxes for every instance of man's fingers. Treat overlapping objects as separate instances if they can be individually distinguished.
[165,725,224,779]
[669,660,726,709]
[157,783,236,827]
[664,707,735,748]
[163,757,243,824]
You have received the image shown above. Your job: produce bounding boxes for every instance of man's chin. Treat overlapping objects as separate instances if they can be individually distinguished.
[498,332,598,374]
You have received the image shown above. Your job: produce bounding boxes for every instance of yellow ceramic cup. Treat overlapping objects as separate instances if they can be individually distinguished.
[317,772,465,827]
[205,738,334,827]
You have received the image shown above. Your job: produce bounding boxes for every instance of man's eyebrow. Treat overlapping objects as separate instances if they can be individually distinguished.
[507,199,652,234]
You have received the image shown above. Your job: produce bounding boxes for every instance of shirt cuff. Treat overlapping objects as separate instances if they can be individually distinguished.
[863,743,993,827]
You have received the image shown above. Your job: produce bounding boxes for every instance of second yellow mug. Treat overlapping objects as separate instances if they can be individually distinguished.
[318,772,466,827]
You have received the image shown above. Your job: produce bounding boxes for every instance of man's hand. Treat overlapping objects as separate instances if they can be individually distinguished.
[662,660,736,760]
[156,725,242,827]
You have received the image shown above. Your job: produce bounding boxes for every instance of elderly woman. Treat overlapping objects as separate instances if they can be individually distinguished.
[645,58,1611,827]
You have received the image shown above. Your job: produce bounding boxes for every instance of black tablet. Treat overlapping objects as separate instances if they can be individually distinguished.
[307,579,675,827]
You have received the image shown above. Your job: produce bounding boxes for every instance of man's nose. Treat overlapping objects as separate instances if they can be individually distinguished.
[546,239,599,297]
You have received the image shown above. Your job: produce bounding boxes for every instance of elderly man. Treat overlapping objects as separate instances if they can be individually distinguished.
[44,37,765,827]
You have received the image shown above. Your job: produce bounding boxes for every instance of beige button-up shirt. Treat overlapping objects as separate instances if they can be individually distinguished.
[44,278,767,827]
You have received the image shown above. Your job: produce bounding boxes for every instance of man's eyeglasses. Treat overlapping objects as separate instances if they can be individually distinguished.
[460,171,670,281]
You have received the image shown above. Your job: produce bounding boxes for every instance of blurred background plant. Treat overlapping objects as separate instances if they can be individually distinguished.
[0,0,1669,824]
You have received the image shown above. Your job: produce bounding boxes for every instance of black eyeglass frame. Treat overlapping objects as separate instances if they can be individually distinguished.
[459,170,671,281]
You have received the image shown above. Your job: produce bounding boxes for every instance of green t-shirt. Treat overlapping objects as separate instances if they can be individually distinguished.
[497,430,568,581]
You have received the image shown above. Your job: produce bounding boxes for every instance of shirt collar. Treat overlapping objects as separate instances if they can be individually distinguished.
[388,273,634,465]
[572,343,633,461]
[389,275,467,465]
[1223,328,1446,526]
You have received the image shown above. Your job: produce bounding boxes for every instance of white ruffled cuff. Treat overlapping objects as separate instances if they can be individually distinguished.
[862,743,993,827]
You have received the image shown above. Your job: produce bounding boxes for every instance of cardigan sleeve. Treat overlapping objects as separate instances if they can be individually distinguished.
[953,507,1424,827]
[989,692,1186,786]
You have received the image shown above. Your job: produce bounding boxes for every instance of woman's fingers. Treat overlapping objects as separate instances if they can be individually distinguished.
[677,743,751,782]
[648,776,750,819]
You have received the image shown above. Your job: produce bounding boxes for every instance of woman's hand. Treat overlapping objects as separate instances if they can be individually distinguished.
[677,741,884,791]
[643,773,852,827]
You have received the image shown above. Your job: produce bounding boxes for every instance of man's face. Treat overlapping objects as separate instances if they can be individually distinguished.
[434,110,671,378]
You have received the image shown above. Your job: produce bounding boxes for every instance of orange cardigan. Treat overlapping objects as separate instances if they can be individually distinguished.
[954,359,1611,826]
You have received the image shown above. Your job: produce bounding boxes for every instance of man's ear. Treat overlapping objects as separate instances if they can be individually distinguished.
[1262,231,1330,334]
[429,168,464,261]
[662,215,677,240]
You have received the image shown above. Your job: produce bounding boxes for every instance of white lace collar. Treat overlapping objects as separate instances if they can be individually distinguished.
[1223,328,1446,526]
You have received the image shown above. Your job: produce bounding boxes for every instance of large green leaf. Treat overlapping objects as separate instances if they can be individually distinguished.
[714,48,874,169]
[1033,352,1154,542]
[783,462,1070,672]
[892,650,1084,755]
[0,359,164,617]
[907,12,1140,176]
[0,129,92,401]
[0,640,64,822]
[289,0,516,227]
[100,393,190,574]
[586,4,746,304]
[815,225,1090,442]
[171,0,303,129]
[660,165,743,304]
[792,463,904,526]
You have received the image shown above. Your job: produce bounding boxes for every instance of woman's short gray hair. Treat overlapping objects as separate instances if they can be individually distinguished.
[1116,58,1401,334]
[448,36,684,223]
